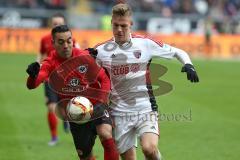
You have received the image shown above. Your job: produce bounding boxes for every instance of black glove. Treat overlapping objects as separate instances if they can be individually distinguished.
[86,48,98,58]
[26,62,40,78]
[181,64,199,83]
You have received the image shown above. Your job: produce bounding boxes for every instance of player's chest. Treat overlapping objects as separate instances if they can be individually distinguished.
[99,45,150,65]
[98,44,150,76]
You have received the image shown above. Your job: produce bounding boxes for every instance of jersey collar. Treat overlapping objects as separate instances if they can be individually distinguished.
[113,33,132,50]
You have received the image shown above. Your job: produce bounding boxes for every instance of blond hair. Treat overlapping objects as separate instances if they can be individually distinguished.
[112,3,132,17]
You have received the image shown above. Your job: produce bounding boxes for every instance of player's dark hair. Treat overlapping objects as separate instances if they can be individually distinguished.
[51,25,71,40]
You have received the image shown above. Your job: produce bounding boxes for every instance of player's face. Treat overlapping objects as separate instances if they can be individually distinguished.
[112,15,132,45]
[51,17,65,28]
[53,31,73,59]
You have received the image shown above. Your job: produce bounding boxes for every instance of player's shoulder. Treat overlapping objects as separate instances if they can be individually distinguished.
[131,33,147,39]
[132,33,163,47]
[72,48,89,56]
[132,34,163,46]
[41,33,51,41]
[46,50,57,60]
[94,38,114,49]
[41,50,56,66]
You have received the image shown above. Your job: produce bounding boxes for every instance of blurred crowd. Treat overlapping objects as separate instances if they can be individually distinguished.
[1,0,240,33]
[2,0,240,17]
[0,0,66,9]
[3,0,239,17]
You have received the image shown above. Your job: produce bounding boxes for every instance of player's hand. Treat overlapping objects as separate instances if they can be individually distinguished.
[86,48,98,58]
[181,64,199,83]
[26,62,40,78]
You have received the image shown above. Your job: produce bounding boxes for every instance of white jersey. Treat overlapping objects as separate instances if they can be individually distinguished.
[96,34,192,116]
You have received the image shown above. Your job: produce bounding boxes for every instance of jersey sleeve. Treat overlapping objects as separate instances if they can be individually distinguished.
[97,68,111,91]
[95,46,103,67]
[147,38,175,59]
[26,59,52,89]
[147,38,192,64]
[39,37,45,55]
[96,68,111,104]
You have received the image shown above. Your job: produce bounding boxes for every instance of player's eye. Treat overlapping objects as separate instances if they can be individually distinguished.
[113,24,119,28]
[67,38,72,44]
[121,25,127,28]
[58,40,64,45]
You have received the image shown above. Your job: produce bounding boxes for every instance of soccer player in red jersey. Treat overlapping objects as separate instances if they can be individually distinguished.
[37,13,79,146]
[26,25,119,160]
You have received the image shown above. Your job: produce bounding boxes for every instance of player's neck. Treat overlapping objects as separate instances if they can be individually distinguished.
[116,38,131,47]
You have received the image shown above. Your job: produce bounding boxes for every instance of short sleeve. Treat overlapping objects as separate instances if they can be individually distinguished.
[147,38,175,59]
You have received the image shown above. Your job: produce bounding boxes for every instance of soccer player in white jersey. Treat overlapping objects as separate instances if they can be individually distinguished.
[92,3,199,160]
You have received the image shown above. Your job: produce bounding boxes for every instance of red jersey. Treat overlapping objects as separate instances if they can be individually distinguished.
[40,33,78,56]
[27,48,110,104]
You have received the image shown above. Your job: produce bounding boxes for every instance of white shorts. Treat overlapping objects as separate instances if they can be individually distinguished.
[113,111,159,154]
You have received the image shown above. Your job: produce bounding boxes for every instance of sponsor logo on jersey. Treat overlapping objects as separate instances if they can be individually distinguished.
[62,84,88,93]
[112,65,129,76]
[112,64,141,75]
[130,63,140,73]
[133,50,141,59]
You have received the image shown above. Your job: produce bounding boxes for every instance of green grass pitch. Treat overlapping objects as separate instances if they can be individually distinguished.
[0,53,239,160]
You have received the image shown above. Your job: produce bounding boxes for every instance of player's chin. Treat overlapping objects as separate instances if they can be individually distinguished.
[63,51,72,58]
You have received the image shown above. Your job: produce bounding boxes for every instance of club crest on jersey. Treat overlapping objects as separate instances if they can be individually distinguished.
[78,65,87,73]
[133,50,141,59]
[68,78,80,87]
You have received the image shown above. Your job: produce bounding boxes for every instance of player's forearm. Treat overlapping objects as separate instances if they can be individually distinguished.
[172,47,193,65]
[36,54,41,63]
[36,53,47,63]
[26,72,47,89]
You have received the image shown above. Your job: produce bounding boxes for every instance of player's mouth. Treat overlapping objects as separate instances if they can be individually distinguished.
[63,49,69,52]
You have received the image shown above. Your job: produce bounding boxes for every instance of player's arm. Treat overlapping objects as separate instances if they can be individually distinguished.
[37,37,47,63]
[148,39,199,82]
[26,60,51,89]
[168,46,199,82]
[36,53,48,63]
[95,68,111,104]
[89,68,111,119]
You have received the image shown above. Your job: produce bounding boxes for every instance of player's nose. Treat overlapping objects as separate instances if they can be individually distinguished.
[63,42,68,48]
[116,26,122,32]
